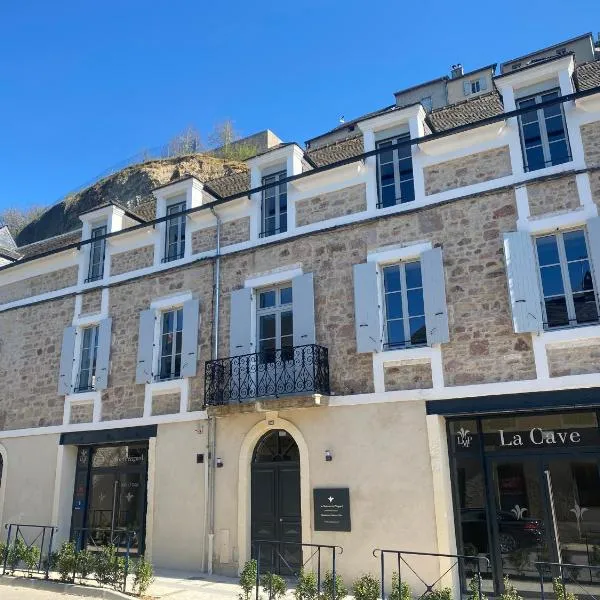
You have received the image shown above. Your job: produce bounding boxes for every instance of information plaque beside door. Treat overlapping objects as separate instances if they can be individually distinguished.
[313,488,351,531]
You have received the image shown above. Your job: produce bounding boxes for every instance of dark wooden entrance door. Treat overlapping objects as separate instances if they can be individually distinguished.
[251,430,301,575]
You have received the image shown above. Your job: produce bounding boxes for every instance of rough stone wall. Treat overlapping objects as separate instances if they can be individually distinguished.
[110,246,154,276]
[590,170,600,210]
[582,120,600,168]
[424,146,512,195]
[527,175,580,217]
[0,265,78,305]
[384,363,433,391]
[70,403,93,424]
[295,184,367,227]
[152,393,180,416]
[0,296,74,430]
[547,343,600,377]
[80,289,102,315]
[192,217,251,254]
[105,262,214,417]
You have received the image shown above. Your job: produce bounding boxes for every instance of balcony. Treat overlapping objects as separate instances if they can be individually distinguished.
[204,344,330,408]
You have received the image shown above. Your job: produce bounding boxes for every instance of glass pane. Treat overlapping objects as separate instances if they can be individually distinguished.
[536,235,560,266]
[564,230,588,261]
[162,311,174,333]
[407,289,424,317]
[568,259,593,293]
[260,291,276,308]
[573,292,598,324]
[265,197,276,217]
[383,266,401,292]
[523,122,542,145]
[549,140,570,165]
[540,265,565,297]
[88,473,115,530]
[545,296,569,328]
[259,337,276,351]
[380,163,394,186]
[281,311,293,337]
[405,262,422,288]
[525,145,546,171]
[387,319,405,347]
[160,356,172,378]
[385,292,403,320]
[176,308,183,330]
[259,314,276,339]
[279,193,287,213]
[280,287,292,305]
[281,335,293,348]
[409,316,426,345]
[399,180,415,203]
[263,217,276,236]
[380,185,396,208]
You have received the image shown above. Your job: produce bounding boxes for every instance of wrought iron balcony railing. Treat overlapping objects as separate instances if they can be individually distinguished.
[204,344,330,406]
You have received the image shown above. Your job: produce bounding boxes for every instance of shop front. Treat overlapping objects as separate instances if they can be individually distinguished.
[446,406,600,595]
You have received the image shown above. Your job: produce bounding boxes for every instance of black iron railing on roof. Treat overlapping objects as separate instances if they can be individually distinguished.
[204,344,330,406]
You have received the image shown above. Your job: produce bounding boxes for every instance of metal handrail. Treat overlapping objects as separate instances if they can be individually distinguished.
[204,344,330,406]
[252,540,343,600]
[372,548,491,600]
[2,523,58,579]
[535,561,600,600]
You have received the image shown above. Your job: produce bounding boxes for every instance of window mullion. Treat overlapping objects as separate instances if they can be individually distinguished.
[393,142,402,204]
[537,102,552,167]
[557,234,577,323]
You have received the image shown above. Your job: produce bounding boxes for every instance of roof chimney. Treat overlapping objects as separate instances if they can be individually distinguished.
[450,64,464,79]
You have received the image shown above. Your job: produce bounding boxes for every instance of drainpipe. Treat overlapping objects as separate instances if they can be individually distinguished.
[205,207,221,574]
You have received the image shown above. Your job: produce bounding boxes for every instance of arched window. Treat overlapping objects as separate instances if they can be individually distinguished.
[252,429,299,463]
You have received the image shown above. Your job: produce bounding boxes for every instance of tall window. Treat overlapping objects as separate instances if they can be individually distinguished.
[518,89,571,172]
[257,285,293,361]
[164,201,186,262]
[382,260,426,348]
[76,325,100,392]
[158,308,183,380]
[535,228,598,329]
[376,134,415,208]
[87,225,106,282]
[261,171,287,237]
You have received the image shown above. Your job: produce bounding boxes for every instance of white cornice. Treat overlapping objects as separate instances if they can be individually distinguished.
[495,55,574,91]
[358,104,425,134]
[246,144,304,170]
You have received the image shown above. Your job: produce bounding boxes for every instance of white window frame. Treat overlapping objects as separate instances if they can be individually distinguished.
[375,133,415,209]
[256,283,294,354]
[75,324,100,392]
[517,88,571,173]
[163,199,187,262]
[381,259,426,350]
[86,224,107,282]
[261,170,287,237]
[155,306,184,381]
[534,227,600,331]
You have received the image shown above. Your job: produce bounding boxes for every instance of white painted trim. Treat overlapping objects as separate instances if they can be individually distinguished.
[63,392,101,425]
[145,436,157,563]
[520,204,598,234]
[237,416,311,569]
[50,444,77,544]
[0,442,7,530]
[419,123,508,159]
[532,334,550,380]
[496,55,574,90]
[150,291,193,310]
[540,324,600,346]
[143,378,190,418]
[0,409,208,440]
[367,241,432,264]
[244,266,303,289]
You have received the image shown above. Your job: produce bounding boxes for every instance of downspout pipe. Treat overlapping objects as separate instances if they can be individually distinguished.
[206,207,221,574]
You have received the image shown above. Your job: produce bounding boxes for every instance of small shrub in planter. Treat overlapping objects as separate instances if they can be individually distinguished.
[76,549,96,581]
[468,574,487,600]
[7,538,27,573]
[389,573,411,600]
[352,574,379,600]
[260,572,287,600]
[0,541,7,565]
[321,570,347,600]
[552,578,577,600]
[239,559,258,600]
[500,576,523,600]
[423,587,452,600]
[295,569,318,600]
[56,541,77,582]
[22,544,41,575]
[133,555,155,596]
[94,544,126,590]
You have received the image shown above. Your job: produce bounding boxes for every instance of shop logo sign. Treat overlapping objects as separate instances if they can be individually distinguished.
[499,427,581,447]
[456,427,473,448]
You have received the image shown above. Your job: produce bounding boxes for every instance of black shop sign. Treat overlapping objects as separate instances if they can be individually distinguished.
[313,488,351,532]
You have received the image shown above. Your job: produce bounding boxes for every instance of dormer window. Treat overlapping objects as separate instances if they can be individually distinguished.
[261,170,287,237]
[376,134,415,208]
[164,200,186,262]
[86,225,106,282]
[517,89,571,172]
[464,78,487,96]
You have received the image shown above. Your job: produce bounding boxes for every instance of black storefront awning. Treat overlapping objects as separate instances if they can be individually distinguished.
[60,425,157,446]
[426,386,600,417]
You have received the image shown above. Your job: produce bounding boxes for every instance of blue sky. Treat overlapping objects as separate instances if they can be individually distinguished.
[0,1,595,212]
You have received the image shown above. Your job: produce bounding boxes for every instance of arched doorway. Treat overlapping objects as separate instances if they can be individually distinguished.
[251,429,301,575]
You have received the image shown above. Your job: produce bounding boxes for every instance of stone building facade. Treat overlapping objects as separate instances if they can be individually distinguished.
[0,33,600,597]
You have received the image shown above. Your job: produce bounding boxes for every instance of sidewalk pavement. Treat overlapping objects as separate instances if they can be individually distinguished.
[148,569,242,599]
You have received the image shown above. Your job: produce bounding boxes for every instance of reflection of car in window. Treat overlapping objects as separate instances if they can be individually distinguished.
[461,508,544,554]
